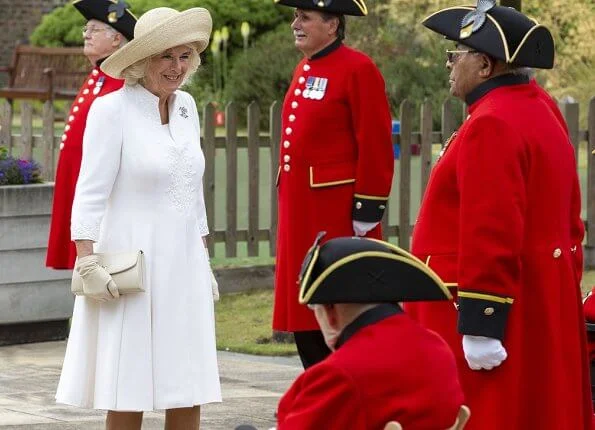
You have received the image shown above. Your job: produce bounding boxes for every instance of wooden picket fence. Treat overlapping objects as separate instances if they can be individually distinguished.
[1,97,594,266]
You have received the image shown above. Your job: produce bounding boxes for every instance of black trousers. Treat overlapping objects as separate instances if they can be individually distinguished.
[294,330,332,369]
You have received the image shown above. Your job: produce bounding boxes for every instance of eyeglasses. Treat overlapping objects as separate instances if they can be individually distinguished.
[446,49,478,63]
[82,26,111,36]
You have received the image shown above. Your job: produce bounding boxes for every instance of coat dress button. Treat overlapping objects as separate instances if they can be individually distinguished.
[283,164,290,172]
[553,248,562,258]
[283,140,290,149]
[484,307,495,316]
[355,202,362,209]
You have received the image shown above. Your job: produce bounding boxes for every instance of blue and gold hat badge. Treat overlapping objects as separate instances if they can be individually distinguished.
[460,0,496,39]
[107,0,130,24]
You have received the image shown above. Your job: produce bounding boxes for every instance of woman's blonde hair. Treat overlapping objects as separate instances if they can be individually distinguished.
[121,45,201,87]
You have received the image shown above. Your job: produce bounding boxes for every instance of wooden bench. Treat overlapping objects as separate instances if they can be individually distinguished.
[0,44,91,102]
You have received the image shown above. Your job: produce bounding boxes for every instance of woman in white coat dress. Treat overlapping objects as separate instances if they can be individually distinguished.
[55,7,220,430]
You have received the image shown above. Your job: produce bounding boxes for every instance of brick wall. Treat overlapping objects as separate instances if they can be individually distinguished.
[0,0,69,84]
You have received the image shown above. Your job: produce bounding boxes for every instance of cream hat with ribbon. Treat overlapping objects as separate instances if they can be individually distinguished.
[101,7,212,79]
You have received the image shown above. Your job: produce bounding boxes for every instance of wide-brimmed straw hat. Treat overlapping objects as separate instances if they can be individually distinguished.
[101,7,212,78]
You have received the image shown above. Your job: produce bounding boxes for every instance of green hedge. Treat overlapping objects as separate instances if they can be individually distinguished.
[30,0,289,48]
[222,23,301,119]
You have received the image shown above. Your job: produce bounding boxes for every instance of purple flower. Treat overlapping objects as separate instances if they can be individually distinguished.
[0,156,42,185]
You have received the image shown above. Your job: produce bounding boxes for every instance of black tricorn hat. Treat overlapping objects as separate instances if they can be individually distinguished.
[423,0,554,69]
[274,0,367,16]
[298,232,452,305]
[73,0,137,41]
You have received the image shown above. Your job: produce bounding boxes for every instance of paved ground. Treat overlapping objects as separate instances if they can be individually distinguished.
[0,341,302,429]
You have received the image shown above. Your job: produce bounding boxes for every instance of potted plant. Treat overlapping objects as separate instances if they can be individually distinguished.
[0,147,73,345]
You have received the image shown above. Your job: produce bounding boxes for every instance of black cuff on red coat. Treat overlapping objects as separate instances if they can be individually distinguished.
[457,292,513,341]
[352,194,387,223]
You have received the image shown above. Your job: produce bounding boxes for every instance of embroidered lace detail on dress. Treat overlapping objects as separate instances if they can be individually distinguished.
[123,84,162,124]
[198,217,209,236]
[167,144,197,213]
[71,218,102,241]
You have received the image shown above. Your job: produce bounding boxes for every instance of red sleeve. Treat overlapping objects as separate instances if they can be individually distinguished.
[347,57,394,223]
[277,363,365,430]
[455,115,528,340]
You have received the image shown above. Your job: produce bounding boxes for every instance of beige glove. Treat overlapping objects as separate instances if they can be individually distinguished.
[76,254,119,302]
[205,248,220,302]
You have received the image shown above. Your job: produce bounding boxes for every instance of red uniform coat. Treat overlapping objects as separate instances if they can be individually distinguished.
[405,77,592,430]
[46,66,123,269]
[276,305,464,429]
[273,42,394,331]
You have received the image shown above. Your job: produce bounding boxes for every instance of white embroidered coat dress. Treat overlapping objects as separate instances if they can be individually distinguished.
[55,84,221,411]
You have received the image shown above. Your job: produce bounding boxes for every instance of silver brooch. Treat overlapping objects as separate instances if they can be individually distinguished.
[178,106,188,118]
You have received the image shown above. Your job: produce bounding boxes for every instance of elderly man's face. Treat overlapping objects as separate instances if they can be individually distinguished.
[82,19,121,61]
[446,43,485,100]
[291,9,338,58]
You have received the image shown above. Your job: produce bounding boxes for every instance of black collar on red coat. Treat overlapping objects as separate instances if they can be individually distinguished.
[334,303,402,350]
[310,38,342,60]
[465,73,529,106]
[95,57,108,68]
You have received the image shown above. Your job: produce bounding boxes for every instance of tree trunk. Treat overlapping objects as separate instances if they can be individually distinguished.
[500,0,521,11]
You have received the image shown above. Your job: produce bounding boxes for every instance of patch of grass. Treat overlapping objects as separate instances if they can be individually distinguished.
[216,288,297,356]
[214,271,595,357]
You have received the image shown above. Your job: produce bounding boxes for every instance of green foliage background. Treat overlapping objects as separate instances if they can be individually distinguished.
[29,0,594,126]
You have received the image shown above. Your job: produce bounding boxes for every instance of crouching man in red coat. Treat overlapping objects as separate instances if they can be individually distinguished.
[274,233,465,429]
[404,1,593,429]
[271,0,394,369]
[46,0,136,269]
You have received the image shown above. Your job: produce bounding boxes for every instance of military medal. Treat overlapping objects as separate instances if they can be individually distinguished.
[437,131,457,162]
[310,78,322,100]
[315,78,328,100]
[303,76,315,99]
[93,76,105,95]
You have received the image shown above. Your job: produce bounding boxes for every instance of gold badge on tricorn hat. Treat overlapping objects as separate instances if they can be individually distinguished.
[274,0,368,16]
[73,0,137,40]
[422,0,555,69]
[298,233,452,305]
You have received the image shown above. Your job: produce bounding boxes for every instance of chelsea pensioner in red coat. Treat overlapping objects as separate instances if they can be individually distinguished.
[273,40,394,332]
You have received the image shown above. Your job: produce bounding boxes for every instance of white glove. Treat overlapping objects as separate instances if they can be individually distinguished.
[76,254,119,302]
[205,248,220,302]
[462,335,507,370]
[352,220,379,237]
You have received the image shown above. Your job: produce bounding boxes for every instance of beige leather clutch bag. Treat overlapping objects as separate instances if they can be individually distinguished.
[71,250,145,295]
